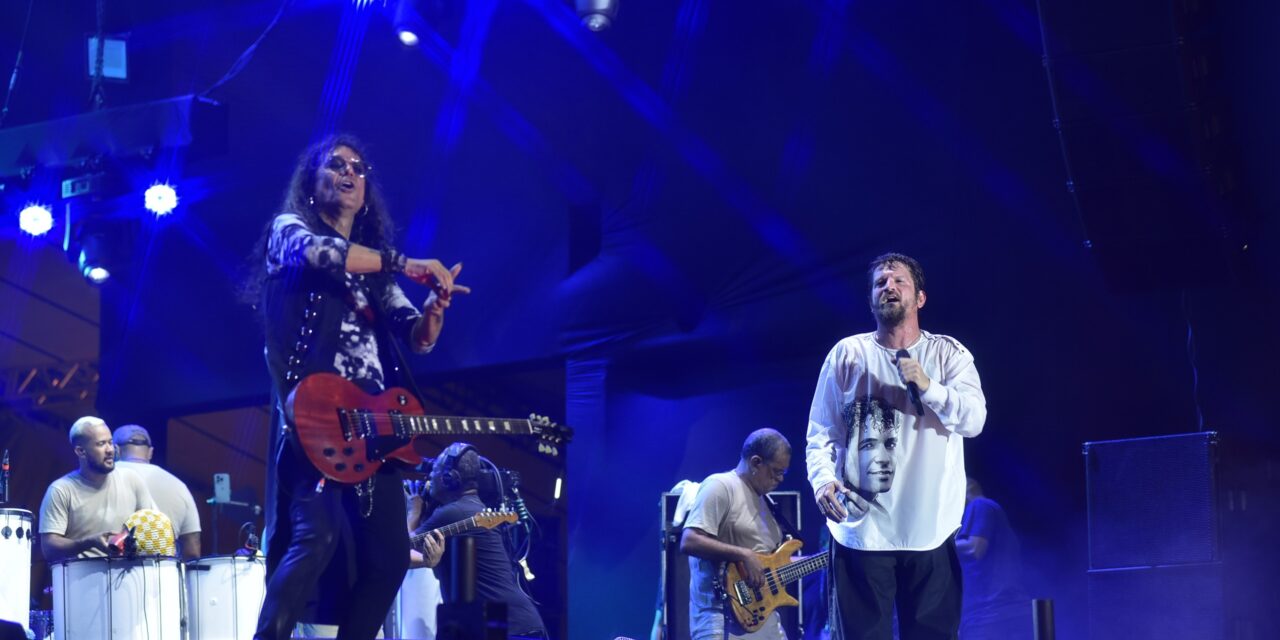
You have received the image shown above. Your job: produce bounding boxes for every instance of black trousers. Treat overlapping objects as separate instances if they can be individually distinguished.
[829,536,962,640]
[255,435,409,640]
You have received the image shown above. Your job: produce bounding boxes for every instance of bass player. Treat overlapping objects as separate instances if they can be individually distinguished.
[681,428,792,640]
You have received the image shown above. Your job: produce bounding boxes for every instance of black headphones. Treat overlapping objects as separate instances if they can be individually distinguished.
[437,442,477,492]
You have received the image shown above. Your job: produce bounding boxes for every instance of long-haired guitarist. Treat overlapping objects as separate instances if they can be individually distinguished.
[680,428,792,640]
[242,134,470,640]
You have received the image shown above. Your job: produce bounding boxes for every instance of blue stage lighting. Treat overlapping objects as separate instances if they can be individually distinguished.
[18,203,54,236]
[144,182,178,216]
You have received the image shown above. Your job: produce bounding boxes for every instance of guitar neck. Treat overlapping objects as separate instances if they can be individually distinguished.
[345,412,537,438]
[410,516,480,548]
[772,553,829,585]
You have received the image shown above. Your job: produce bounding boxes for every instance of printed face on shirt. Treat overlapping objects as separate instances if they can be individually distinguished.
[869,262,925,326]
[75,422,116,475]
[842,397,899,495]
[313,145,367,215]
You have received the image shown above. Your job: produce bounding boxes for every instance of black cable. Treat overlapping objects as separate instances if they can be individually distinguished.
[89,0,106,110]
[1181,290,1206,431]
[200,0,296,98]
[0,0,36,128]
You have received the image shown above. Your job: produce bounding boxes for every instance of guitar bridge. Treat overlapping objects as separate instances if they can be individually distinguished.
[733,581,753,605]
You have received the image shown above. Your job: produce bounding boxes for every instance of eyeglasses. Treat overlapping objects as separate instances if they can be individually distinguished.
[757,458,787,480]
[324,155,372,179]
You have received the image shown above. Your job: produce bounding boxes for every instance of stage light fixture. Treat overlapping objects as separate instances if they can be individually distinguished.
[86,37,128,81]
[391,0,421,47]
[18,203,54,236]
[576,0,619,31]
[144,182,178,216]
[398,29,420,46]
[77,228,112,285]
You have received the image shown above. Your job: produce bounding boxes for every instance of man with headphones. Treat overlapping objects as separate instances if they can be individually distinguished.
[414,442,547,638]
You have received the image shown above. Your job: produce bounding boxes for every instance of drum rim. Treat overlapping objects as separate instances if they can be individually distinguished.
[0,508,33,517]
[185,553,266,564]
[51,554,180,566]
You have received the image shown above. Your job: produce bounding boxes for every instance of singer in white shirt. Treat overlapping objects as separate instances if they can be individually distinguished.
[806,253,986,640]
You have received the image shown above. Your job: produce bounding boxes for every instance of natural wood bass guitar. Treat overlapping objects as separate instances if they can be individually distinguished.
[288,372,570,483]
[720,538,828,633]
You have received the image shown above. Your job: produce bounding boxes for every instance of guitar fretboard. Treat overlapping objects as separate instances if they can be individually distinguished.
[771,553,829,586]
[409,516,481,548]
[337,411,536,440]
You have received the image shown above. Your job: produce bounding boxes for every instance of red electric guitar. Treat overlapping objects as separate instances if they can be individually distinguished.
[287,372,571,483]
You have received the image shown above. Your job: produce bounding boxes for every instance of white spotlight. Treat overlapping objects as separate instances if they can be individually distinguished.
[19,203,54,236]
[144,182,178,216]
[397,29,420,46]
[576,0,619,31]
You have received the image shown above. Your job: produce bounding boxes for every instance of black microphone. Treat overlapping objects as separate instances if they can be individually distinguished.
[239,522,260,558]
[123,526,138,559]
[896,349,924,415]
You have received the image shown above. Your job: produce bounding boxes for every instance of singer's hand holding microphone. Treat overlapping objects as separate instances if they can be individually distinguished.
[894,349,929,415]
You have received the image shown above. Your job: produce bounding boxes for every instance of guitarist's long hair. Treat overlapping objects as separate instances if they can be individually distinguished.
[239,134,397,306]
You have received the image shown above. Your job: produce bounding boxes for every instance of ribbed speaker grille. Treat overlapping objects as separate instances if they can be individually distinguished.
[1084,432,1218,570]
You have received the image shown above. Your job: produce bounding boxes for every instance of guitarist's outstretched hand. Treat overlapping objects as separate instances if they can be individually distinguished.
[735,549,766,590]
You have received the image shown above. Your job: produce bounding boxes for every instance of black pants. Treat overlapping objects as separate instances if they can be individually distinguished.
[829,536,962,640]
[255,435,409,640]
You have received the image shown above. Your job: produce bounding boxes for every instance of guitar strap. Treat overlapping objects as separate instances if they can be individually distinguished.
[763,494,802,542]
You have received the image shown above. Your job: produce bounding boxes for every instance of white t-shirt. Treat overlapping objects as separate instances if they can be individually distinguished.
[806,331,986,551]
[683,471,783,640]
[38,467,156,558]
[116,461,201,536]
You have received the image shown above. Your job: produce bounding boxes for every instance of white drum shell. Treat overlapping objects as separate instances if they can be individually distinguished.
[52,556,182,640]
[185,555,266,640]
[387,567,442,639]
[0,509,33,631]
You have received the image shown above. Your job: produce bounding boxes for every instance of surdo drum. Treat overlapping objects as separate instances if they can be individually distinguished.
[185,554,266,640]
[0,508,33,631]
[51,555,183,640]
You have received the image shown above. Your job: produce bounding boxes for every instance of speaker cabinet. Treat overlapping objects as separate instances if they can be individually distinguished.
[1084,432,1219,569]
[1087,563,1223,640]
[659,490,803,640]
[1084,432,1222,640]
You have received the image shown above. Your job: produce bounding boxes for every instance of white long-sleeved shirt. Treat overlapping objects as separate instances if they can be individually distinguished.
[806,330,986,551]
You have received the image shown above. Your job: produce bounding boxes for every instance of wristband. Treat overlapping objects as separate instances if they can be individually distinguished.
[381,248,407,273]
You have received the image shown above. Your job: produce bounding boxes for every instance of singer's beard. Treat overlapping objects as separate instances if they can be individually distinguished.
[873,302,906,326]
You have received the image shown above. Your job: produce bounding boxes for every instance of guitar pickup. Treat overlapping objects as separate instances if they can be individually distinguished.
[336,409,355,442]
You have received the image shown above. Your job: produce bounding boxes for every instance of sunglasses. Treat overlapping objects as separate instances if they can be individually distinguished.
[324,155,372,179]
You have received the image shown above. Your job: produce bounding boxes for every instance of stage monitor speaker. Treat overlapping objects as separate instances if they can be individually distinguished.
[1083,432,1218,570]
[659,490,803,640]
[1087,562,1223,640]
[1035,0,1254,290]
